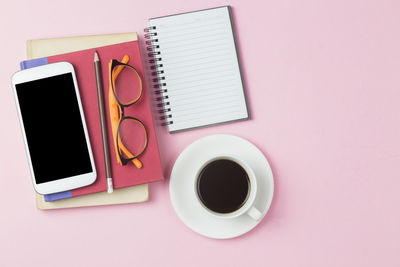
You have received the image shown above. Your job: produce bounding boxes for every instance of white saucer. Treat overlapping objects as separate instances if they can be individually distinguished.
[169,134,274,239]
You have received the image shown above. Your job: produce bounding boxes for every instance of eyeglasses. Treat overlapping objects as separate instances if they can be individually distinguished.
[108,55,148,168]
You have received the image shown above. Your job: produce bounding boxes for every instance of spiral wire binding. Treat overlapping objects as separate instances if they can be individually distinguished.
[144,26,173,126]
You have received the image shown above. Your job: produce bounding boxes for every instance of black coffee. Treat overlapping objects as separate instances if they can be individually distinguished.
[197,159,250,214]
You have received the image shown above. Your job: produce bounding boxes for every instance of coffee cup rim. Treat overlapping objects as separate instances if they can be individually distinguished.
[194,154,258,219]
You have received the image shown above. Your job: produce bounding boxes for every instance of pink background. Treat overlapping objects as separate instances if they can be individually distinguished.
[1,0,399,266]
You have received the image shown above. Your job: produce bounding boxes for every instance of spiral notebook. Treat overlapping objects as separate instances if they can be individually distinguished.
[146,6,250,133]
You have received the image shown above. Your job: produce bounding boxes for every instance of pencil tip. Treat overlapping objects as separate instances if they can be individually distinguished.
[94,50,99,62]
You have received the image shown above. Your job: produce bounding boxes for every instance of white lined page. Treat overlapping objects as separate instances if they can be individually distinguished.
[149,6,249,132]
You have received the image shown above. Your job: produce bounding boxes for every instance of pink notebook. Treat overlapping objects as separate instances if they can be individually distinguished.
[22,41,164,200]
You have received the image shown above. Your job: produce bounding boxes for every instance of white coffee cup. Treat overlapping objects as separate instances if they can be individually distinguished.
[194,154,262,221]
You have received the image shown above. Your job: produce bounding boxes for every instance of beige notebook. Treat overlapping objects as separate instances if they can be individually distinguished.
[28,32,149,210]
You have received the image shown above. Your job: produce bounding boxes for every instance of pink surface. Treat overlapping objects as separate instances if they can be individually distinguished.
[1,0,399,266]
[48,41,163,197]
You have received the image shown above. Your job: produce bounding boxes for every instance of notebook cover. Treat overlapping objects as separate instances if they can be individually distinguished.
[148,6,250,133]
[27,32,140,59]
[35,184,148,209]
[21,40,163,201]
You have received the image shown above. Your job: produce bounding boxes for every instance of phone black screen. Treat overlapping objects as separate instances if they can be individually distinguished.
[16,73,93,184]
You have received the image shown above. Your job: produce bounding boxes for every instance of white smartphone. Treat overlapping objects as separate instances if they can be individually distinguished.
[12,62,96,195]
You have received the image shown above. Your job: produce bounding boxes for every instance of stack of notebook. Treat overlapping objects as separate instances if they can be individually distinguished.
[25,33,159,209]
[22,6,250,210]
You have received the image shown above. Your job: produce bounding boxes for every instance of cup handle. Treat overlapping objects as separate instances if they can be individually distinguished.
[247,206,262,221]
